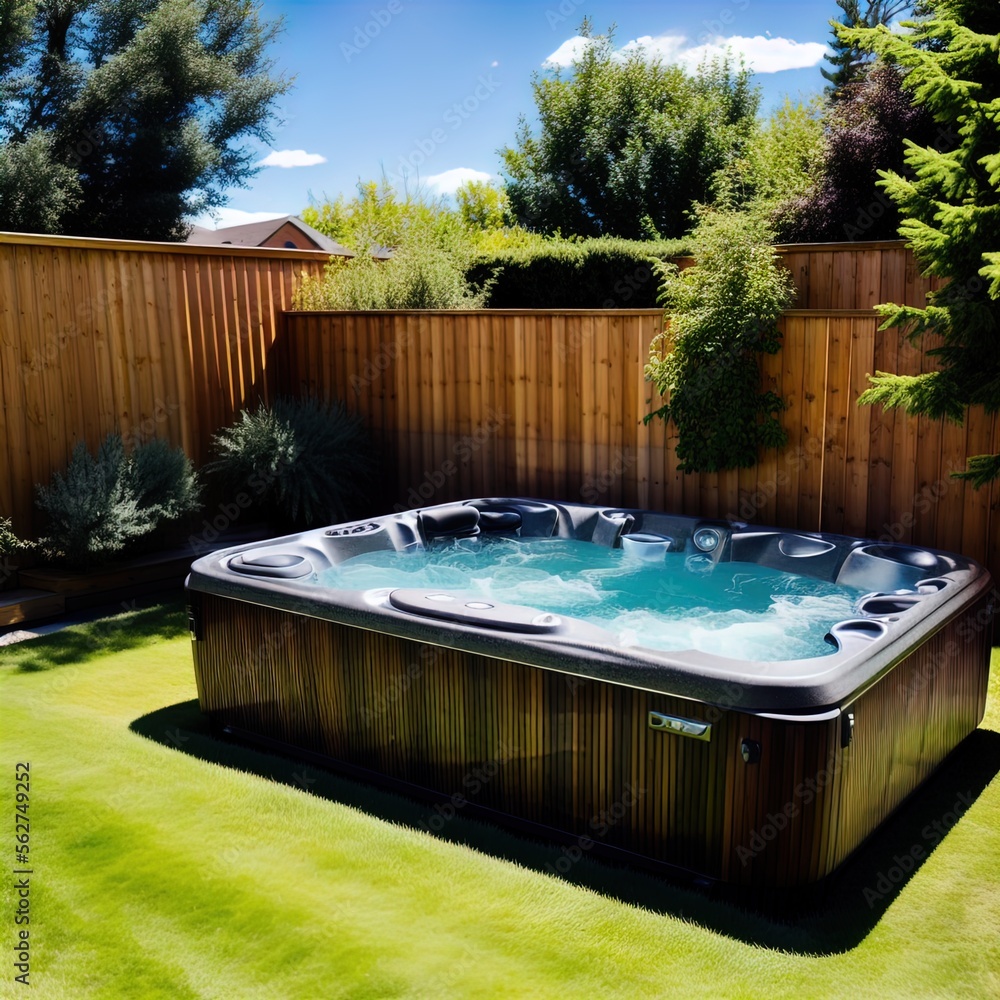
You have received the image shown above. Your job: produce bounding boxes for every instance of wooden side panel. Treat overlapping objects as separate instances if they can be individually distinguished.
[192,591,991,887]
[831,592,992,870]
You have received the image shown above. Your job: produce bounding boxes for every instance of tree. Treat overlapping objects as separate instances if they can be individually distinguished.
[501,21,759,239]
[0,0,289,240]
[842,0,1000,485]
[0,130,80,232]
[775,62,937,242]
[712,96,826,211]
[822,1,914,96]
[455,179,509,232]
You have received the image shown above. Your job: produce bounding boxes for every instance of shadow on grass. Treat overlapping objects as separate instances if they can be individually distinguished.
[5,602,188,673]
[132,698,1000,956]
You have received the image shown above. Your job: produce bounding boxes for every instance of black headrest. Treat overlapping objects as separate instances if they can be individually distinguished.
[418,505,481,540]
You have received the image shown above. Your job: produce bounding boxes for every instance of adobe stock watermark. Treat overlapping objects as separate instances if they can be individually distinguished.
[360,643,446,727]
[544,784,646,875]
[601,262,656,307]
[862,791,975,908]
[737,749,845,866]
[580,448,637,503]
[843,122,961,241]
[394,407,510,511]
[903,586,998,704]
[243,619,300,673]
[387,74,501,188]
[121,397,182,451]
[697,0,750,44]
[876,476,951,545]
[417,741,517,833]
[187,453,296,553]
[349,332,412,395]
[417,947,480,997]
[340,1,404,62]
[544,0,586,29]
[20,270,135,377]
[726,436,823,523]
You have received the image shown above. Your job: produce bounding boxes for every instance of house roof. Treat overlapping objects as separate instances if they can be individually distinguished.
[185,215,353,256]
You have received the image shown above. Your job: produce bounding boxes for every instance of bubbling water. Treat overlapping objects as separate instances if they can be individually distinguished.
[316,537,864,660]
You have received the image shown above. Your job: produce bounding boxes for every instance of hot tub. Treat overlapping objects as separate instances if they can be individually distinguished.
[186,498,993,888]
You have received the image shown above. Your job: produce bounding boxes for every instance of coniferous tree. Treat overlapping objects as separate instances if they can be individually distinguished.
[822,2,914,96]
[0,1,289,240]
[842,0,1000,485]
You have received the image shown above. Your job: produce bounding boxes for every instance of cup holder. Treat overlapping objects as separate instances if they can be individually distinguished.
[856,593,924,617]
[826,618,888,649]
[621,532,675,561]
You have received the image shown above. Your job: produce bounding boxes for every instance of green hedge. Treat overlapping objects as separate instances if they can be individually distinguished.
[465,238,690,309]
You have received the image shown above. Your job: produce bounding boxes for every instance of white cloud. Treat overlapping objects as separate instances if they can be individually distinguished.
[189,208,290,230]
[545,32,826,75]
[424,167,494,195]
[618,34,687,65]
[491,59,499,67]
[542,35,595,68]
[675,34,828,73]
[258,149,327,168]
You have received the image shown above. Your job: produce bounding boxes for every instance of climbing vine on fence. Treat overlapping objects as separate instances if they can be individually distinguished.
[644,209,795,472]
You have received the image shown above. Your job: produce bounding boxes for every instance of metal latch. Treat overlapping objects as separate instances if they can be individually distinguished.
[648,711,711,742]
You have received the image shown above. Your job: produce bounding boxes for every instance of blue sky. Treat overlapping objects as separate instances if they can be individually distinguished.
[193,0,843,228]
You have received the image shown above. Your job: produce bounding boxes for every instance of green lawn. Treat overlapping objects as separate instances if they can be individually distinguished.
[1,603,999,999]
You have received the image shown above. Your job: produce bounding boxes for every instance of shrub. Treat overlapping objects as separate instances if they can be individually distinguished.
[0,516,28,591]
[645,209,796,472]
[125,438,202,522]
[207,397,376,528]
[465,237,690,309]
[34,435,201,568]
[774,63,936,243]
[295,228,489,310]
[0,516,29,557]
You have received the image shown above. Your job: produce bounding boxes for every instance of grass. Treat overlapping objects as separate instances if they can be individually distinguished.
[1,602,999,999]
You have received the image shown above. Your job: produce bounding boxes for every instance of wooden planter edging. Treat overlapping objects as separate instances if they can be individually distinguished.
[0,589,66,628]
[7,526,275,621]
[19,550,196,612]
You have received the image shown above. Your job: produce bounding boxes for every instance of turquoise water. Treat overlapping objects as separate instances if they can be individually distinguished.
[317,537,865,660]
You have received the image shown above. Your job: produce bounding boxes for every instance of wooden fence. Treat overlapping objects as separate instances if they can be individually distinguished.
[774,241,945,310]
[275,309,1000,587]
[0,233,995,590]
[0,232,330,534]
